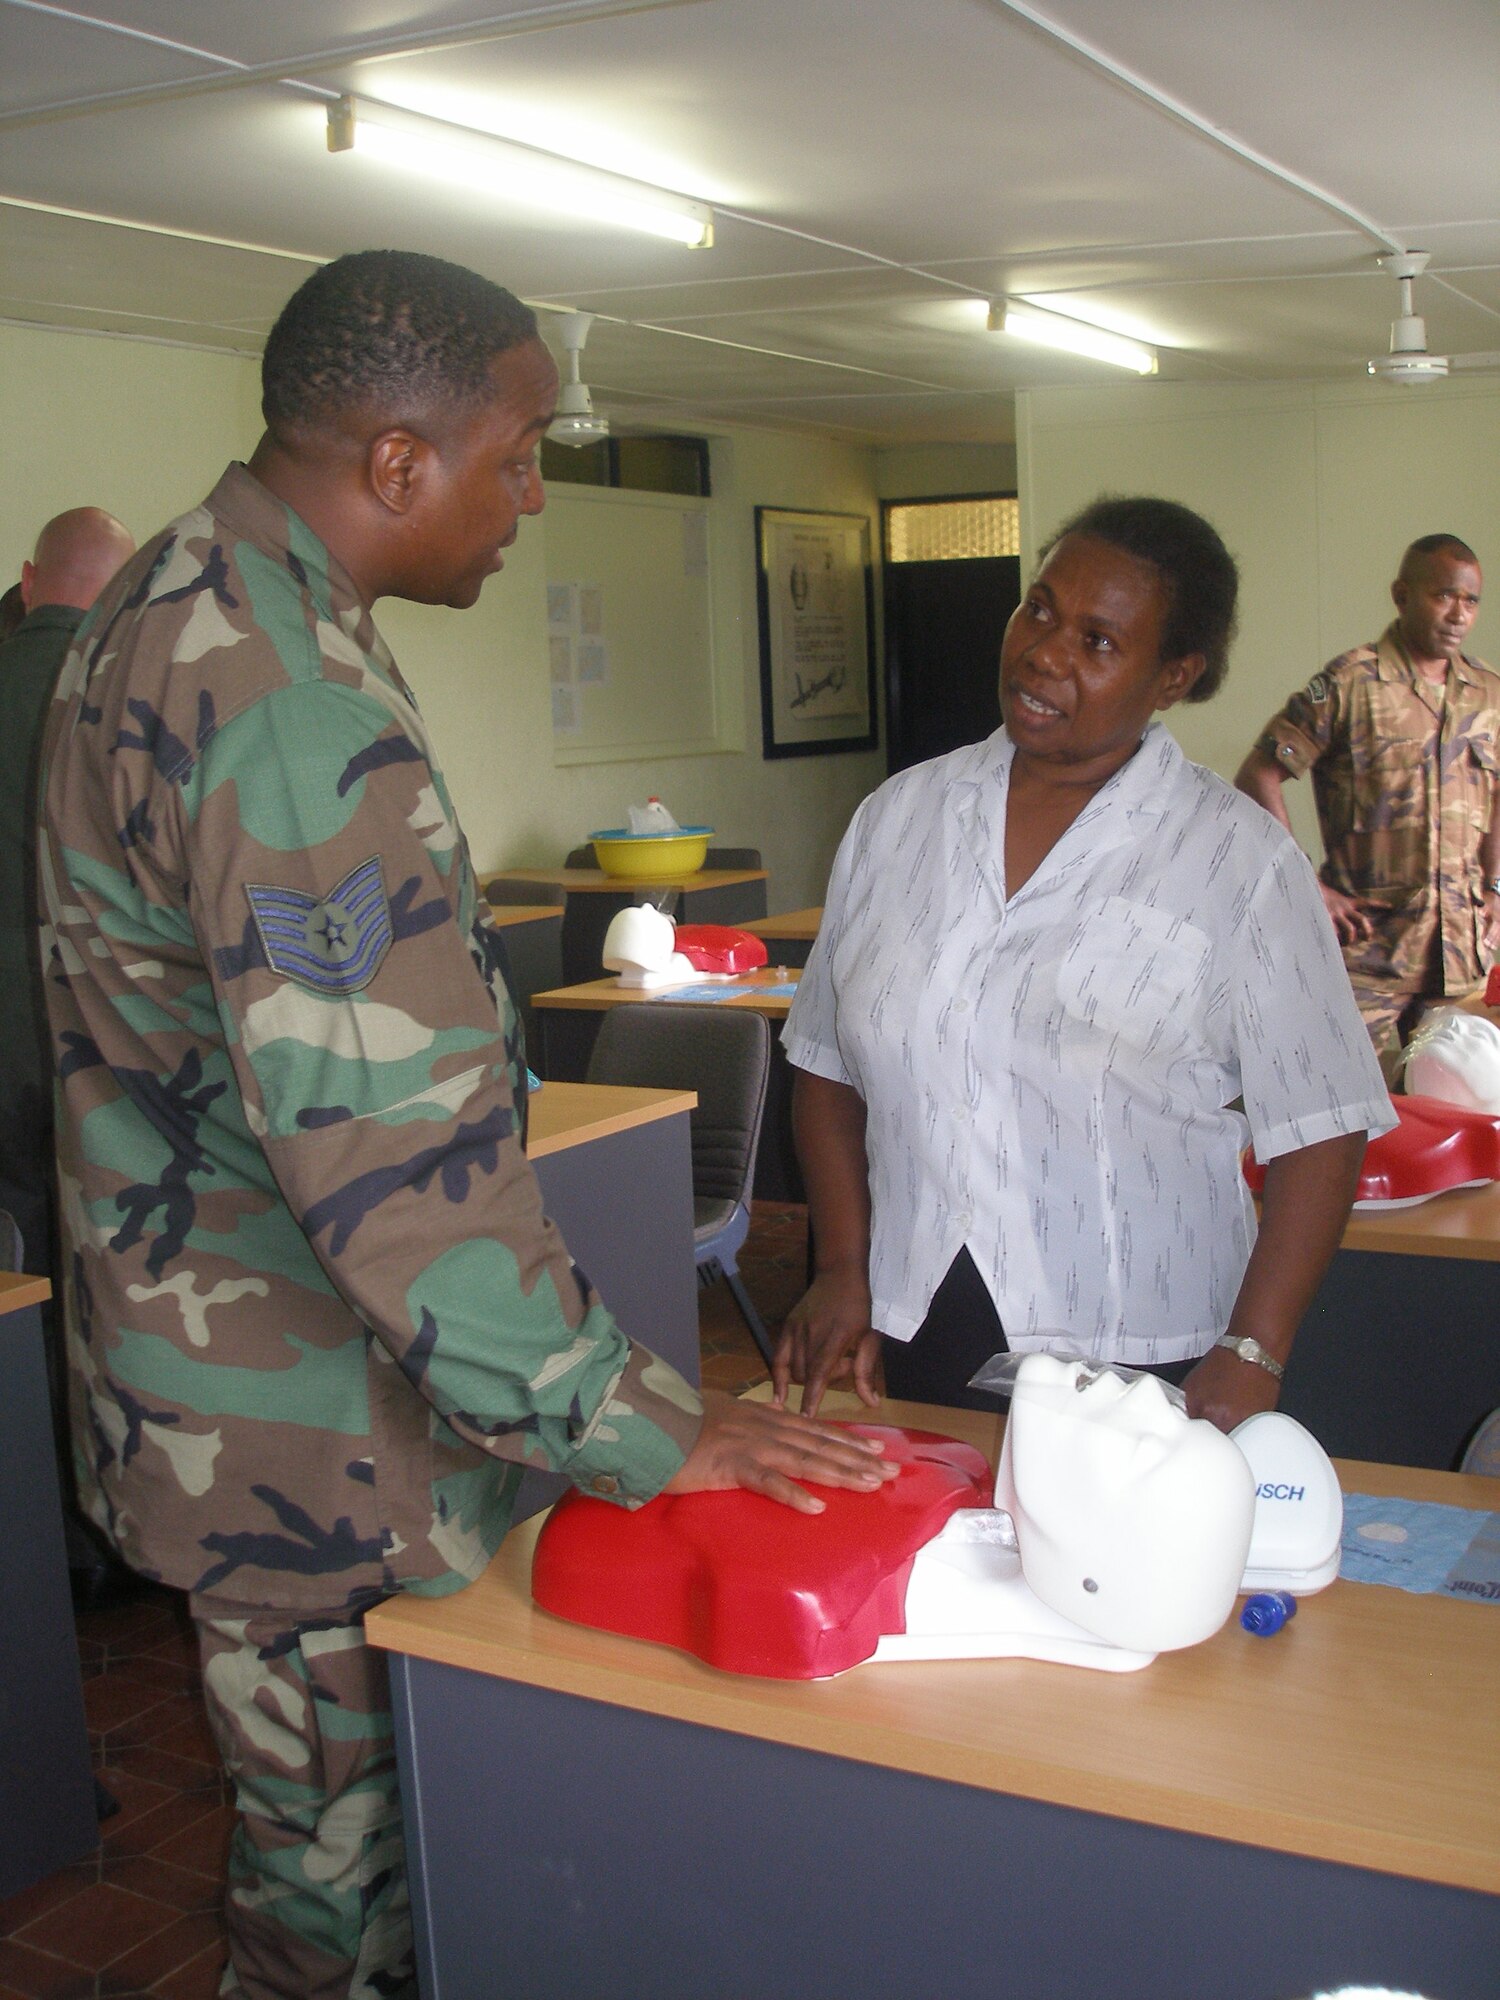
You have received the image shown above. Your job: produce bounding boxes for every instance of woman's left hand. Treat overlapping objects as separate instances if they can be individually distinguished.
[1182,1345,1281,1433]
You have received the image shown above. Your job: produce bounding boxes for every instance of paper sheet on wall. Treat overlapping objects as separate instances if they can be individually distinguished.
[551,684,578,733]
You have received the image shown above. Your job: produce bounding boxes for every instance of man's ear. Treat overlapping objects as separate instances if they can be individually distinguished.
[367,429,430,516]
[1391,576,1408,616]
[1157,651,1206,709]
[19,559,35,609]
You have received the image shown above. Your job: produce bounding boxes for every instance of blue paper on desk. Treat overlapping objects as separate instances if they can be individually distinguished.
[1340,1493,1500,1602]
[657,982,798,1003]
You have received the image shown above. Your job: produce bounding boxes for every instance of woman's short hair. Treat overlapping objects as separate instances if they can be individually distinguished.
[1038,495,1240,702]
[262,249,538,442]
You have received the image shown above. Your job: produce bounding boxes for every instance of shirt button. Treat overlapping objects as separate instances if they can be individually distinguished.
[955,998,970,1013]
[590,1474,620,1497]
[957,1212,973,1231]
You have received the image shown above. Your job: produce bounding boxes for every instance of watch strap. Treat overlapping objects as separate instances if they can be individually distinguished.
[1215,1333,1285,1381]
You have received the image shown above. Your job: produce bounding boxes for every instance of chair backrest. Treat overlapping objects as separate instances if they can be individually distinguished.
[586,1003,770,1210]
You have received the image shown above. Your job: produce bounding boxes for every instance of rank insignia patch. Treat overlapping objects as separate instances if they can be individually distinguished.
[246,857,392,995]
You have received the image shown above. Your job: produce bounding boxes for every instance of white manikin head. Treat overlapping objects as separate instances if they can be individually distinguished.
[995,1354,1256,1653]
[602,902,676,974]
[1403,1008,1500,1113]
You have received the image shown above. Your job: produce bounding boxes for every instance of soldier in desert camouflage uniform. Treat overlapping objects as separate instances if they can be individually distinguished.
[37,250,894,1999]
[1236,535,1499,1078]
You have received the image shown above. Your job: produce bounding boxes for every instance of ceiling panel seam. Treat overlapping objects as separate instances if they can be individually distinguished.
[972,0,1406,255]
[0,0,710,127]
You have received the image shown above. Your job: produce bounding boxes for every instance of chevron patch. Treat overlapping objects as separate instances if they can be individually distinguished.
[246,856,392,996]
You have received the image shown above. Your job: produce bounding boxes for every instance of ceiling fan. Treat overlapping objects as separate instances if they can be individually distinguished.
[548,311,611,446]
[1366,252,1500,384]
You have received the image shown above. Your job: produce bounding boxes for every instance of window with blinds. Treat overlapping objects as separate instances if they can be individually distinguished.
[886,496,1020,563]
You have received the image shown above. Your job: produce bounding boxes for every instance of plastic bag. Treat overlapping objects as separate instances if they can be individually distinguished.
[968,1338,1188,1412]
[626,796,681,835]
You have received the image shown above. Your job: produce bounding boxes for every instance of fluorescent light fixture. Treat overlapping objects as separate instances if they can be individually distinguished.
[988,298,1157,375]
[326,97,714,250]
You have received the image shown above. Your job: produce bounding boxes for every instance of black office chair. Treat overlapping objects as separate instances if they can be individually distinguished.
[585,1003,775,1366]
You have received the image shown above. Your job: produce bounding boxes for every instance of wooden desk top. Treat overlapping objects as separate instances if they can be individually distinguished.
[0,1270,50,1316]
[533,968,799,1021]
[486,904,565,928]
[367,1392,1500,1895]
[745,906,822,941]
[485,867,767,897]
[1339,1178,1500,1261]
[525,1080,695,1161]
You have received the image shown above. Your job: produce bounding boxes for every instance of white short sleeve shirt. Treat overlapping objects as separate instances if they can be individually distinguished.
[783,723,1394,1364]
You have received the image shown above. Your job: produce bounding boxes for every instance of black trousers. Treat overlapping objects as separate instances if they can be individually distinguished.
[881,1246,1197,1412]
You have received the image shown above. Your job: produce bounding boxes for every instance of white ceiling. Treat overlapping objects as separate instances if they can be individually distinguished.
[2,0,1497,445]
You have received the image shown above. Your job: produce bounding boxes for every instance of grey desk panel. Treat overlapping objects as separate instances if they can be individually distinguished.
[513,1111,699,1525]
[391,1659,1500,2000]
[1282,1249,1500,1470]
[0,1297,97,1898]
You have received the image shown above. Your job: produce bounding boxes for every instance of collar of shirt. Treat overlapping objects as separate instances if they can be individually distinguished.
[6,603,84,643]
[204,462,396,680]
[951,720,1181,910]
[1374,620,1488,695]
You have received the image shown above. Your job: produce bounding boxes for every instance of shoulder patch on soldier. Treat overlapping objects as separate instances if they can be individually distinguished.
[246,857,392,995]
[1304,673,1329,704]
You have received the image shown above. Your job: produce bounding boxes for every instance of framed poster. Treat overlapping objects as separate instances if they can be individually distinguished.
[755,507,877,759]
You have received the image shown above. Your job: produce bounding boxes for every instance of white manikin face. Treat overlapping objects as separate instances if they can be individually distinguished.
[996,1354,1255,1653]
[1404,1009,1500,1113]
[602,902,676,973]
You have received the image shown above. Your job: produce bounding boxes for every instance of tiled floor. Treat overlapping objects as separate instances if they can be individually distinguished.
[0,1201,806,1998]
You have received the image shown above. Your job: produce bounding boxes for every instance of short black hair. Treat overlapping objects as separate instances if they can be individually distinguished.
[1401,533,1479,574]
[1038,494,1240,702]
[262,249,538,439]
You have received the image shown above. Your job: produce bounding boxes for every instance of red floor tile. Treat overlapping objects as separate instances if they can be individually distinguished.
[0,1868,94,1943]
[147,1809,235,1879]
[0,1938,97,1999]
[81,1674,179,1740]
[149,1939,229,2000]
[104,1746,221,1799]
[98,1855,221,1916]
[101,1795,225,1865]
[12,1879,174,1973]
[97,1910,225,1996]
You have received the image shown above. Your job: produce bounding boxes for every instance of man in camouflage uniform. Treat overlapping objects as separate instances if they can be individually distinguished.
[37,251,893,1999]
[1236,534,1497,1079]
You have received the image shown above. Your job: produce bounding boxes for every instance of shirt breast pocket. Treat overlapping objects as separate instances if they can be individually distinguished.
[1055,899,1214,1060]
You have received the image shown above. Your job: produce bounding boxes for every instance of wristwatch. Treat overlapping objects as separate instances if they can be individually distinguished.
[1214,1334,1285,1380]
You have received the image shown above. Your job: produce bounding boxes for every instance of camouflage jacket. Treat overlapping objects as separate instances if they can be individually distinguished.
[38,464,701,1612]
[1255,623,1500,993]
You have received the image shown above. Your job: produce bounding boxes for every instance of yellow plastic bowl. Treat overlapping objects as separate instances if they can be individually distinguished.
[588,826,713,882]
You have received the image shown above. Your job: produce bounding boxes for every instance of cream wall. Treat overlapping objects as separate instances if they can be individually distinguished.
[1017,376,1500,856]
[874,442,1017,498]
[1,319,886,911]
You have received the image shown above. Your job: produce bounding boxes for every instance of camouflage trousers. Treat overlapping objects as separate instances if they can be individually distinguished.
[190,1594,415,1999]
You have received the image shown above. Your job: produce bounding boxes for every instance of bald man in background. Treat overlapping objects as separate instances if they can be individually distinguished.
[0,508,134,1381]
[1236,535,1496,1078]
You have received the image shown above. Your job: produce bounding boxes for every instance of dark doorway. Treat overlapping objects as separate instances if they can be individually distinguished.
[882,495,1022,776]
